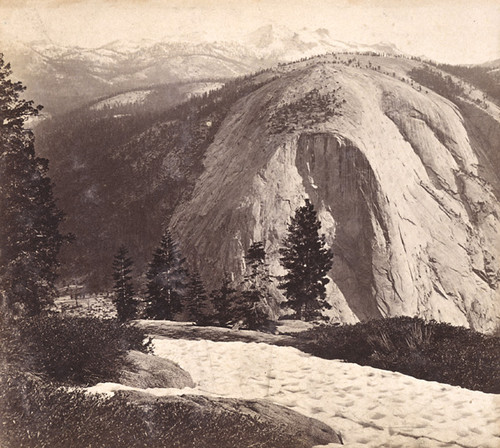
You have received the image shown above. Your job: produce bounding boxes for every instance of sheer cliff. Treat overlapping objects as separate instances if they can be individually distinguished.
[170,56,500,332]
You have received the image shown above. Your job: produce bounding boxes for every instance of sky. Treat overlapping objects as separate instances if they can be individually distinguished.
[1,0,499,64]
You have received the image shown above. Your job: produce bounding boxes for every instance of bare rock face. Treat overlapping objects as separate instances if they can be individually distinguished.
[120,350,195,389]
[171,58,500,332]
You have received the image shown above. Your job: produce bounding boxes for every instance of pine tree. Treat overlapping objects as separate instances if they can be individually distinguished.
[245,241,267,282]
[112,245,137,322]
[186,269,213,325]
[232,241,271,329]
[210,272,238,327]
[144,230,188,320]
[0,54,68,315]
[279,199,333,321]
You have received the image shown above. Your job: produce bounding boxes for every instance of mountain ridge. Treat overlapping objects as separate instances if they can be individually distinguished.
[3,25,405,115]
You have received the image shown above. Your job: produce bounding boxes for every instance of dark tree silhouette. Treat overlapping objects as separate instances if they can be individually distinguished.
[245,242,267,278]
[186,269,213,325]
[0,54,68,315]
[279,199,333,321]
[210,272,238,327]
[232,241,271,329]
[112,245,137,321]
[144,230,188,320]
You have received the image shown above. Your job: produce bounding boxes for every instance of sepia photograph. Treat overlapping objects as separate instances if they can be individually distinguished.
[0,0,499,446]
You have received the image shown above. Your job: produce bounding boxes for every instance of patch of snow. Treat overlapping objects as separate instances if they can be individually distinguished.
[84,382,194,397]
[144,338,498,448]
[90,90,151,110]
[275,319,314,334]
[178,82,224,99]
[135,319,196,327]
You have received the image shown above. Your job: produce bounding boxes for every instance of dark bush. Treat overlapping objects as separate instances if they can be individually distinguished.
[297,317,500,393]
[0,372,152,448]
[0,315,152,385]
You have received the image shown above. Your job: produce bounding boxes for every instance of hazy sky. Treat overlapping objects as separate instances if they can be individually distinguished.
[1,0,499,64]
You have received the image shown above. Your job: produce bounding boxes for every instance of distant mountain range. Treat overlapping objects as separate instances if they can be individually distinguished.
[3,25,404,115]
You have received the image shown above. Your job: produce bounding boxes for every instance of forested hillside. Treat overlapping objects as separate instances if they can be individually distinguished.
[36,74,275,290]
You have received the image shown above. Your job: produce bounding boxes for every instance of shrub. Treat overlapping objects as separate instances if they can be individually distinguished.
[1,315,152,385]
[0,372,319,448]
[298,317,500,393]
[0,372,152,448]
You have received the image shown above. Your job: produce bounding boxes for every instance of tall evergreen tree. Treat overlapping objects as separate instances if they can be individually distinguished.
[210,272,238,327]
[279,199,333,321]
[144,230,188,320]
[232,241,271,329]
[186,269,213,325]
[112,245,137,321]
[0,54,68,315]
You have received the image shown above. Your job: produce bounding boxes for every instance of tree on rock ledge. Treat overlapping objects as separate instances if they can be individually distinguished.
[279,199,333,321]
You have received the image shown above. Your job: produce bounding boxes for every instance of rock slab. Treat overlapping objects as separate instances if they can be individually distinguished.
[117,390,343,447]
[120,350,195,389]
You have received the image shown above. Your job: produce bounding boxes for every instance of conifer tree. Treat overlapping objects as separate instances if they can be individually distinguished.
[144,230,188,320]
[279,199,333,321]
[233,241,270,329]
[210,272,238,327]
[186,269,213,325]
[0,54,68,315]
[245,242,267,281]
[112,245,137,321]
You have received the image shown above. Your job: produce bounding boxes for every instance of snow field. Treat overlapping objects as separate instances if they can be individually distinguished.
[90,90,150,110]
[151,338,499,448]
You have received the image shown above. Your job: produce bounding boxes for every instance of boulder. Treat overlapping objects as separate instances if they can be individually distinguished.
[119,350,194,389]
[116,390,343,447]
